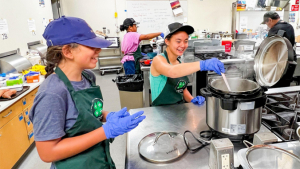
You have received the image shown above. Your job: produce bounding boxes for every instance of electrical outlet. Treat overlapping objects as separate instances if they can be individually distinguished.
[221,154,230,169]
[115,24,120,33]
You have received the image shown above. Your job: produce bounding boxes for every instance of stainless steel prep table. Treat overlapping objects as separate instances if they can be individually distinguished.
[141,64,196,107]
[127,103,273,169]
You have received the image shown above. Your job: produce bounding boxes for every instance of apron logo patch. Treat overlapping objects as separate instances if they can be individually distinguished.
[91,98,103,119]
[175,80,187,93]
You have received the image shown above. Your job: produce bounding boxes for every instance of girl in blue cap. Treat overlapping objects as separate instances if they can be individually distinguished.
[120,18,164,74]
[29,16,145,169]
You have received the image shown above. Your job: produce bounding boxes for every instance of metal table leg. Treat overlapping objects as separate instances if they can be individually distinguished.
[192,73,196,97]
[143,70,150,107]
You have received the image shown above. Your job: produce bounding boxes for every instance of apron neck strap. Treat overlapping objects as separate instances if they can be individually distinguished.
[54,67,96,92]
[55,67,75,92]
[164,50,181,64]
[82,71,96,86]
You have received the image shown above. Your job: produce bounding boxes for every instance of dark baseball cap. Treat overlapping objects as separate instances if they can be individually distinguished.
[43,16,112,48]
[123,18,139,27]
[164,22,194,39]
[261,11,280,24]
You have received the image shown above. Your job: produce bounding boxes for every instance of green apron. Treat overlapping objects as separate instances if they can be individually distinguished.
[133,46,143,74]
[54,67,115,169]
[152,51,189,106]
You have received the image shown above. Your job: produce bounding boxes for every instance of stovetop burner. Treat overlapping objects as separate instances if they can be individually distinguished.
[262,92,300,142]
[194,52,232,60]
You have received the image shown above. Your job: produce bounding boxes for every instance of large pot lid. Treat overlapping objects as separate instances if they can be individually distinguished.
[138,132,187,163]
[254,36,290,87]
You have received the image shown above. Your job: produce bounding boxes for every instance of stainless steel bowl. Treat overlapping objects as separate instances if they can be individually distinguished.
[209,78,260,94]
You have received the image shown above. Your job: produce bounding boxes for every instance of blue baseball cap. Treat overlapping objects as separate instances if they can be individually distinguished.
[43,16,112,48]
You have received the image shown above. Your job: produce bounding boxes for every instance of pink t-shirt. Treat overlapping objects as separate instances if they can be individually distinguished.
[121,32,141,64]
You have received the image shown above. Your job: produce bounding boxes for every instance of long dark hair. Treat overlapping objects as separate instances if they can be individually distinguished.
[45,43,79,78]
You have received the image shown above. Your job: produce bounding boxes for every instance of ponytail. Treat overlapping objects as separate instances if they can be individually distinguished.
[120,25,126,32]
[45,43,79,78]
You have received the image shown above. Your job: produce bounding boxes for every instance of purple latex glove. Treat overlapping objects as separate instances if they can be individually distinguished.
[191,96,205,105]
[200,58,225,75]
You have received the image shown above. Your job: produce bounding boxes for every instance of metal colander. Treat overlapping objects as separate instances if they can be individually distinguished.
[244,141,300,169]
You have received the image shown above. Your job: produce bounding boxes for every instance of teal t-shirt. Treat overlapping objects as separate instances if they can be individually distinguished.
[150,53,168,102]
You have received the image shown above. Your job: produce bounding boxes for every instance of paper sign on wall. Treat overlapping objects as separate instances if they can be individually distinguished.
[0,19,9,40]
[296,0,299,5]
[170,0,183,16]
[39,0,45,7]
[28,19,36,35]
[42,18,49,27]
[291,5,299,11]
[240,17,248,32]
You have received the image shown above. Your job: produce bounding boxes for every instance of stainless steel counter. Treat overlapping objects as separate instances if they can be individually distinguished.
[127,103,273,169]
[141,65,196,107]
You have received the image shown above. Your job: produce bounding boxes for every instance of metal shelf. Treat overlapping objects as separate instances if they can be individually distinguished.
[99,64,123,70]
[98,46,123,75]
[98,56,121,60]
[101,47,120,50]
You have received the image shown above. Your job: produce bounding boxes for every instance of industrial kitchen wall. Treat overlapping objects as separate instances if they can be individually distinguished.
[61,0,237,41]
[0,0,53,55]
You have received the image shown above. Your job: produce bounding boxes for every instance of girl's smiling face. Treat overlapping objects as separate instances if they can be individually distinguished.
[70,45,102,69]
[165,31,189,56]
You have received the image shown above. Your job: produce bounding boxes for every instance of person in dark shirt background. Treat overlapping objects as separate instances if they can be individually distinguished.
[261,11,296,87]
[262,11,295,48]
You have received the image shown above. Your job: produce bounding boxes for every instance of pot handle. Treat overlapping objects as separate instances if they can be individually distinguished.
[200,88,212,97]
[243,140,254,148]
[153,132,173,145]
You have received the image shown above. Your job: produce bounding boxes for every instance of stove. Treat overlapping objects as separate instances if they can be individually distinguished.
[194,46,232,60]
[194,52,232,60]
[263,92,300,142]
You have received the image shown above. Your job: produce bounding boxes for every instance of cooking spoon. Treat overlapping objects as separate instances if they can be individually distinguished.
[221,73,231,92]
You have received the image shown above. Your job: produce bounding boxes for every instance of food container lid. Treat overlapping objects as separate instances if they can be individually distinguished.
[254,36,289,87]
[138,132,187,163]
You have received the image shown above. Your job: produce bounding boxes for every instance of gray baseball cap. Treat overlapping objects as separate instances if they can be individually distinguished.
[164,22,194,39]
[261,11,280,24]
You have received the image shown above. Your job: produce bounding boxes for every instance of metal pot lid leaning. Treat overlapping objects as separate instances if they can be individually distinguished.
[243,140,300,169]
[138,132,188,163]
[254,35,292,87]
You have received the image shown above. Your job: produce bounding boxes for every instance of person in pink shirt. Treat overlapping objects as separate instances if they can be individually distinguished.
[120,18,164,74]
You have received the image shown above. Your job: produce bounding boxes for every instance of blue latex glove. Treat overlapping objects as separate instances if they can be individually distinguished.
[103,107,146,139]
[191,96,205,105]
[200,58,225,75]
[160,33,164,38]
[106,110,130,121]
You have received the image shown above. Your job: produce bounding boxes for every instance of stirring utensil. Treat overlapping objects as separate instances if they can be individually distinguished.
[221,73,232,91]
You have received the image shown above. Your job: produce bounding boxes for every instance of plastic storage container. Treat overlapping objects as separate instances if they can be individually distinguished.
[0,74,24,91]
